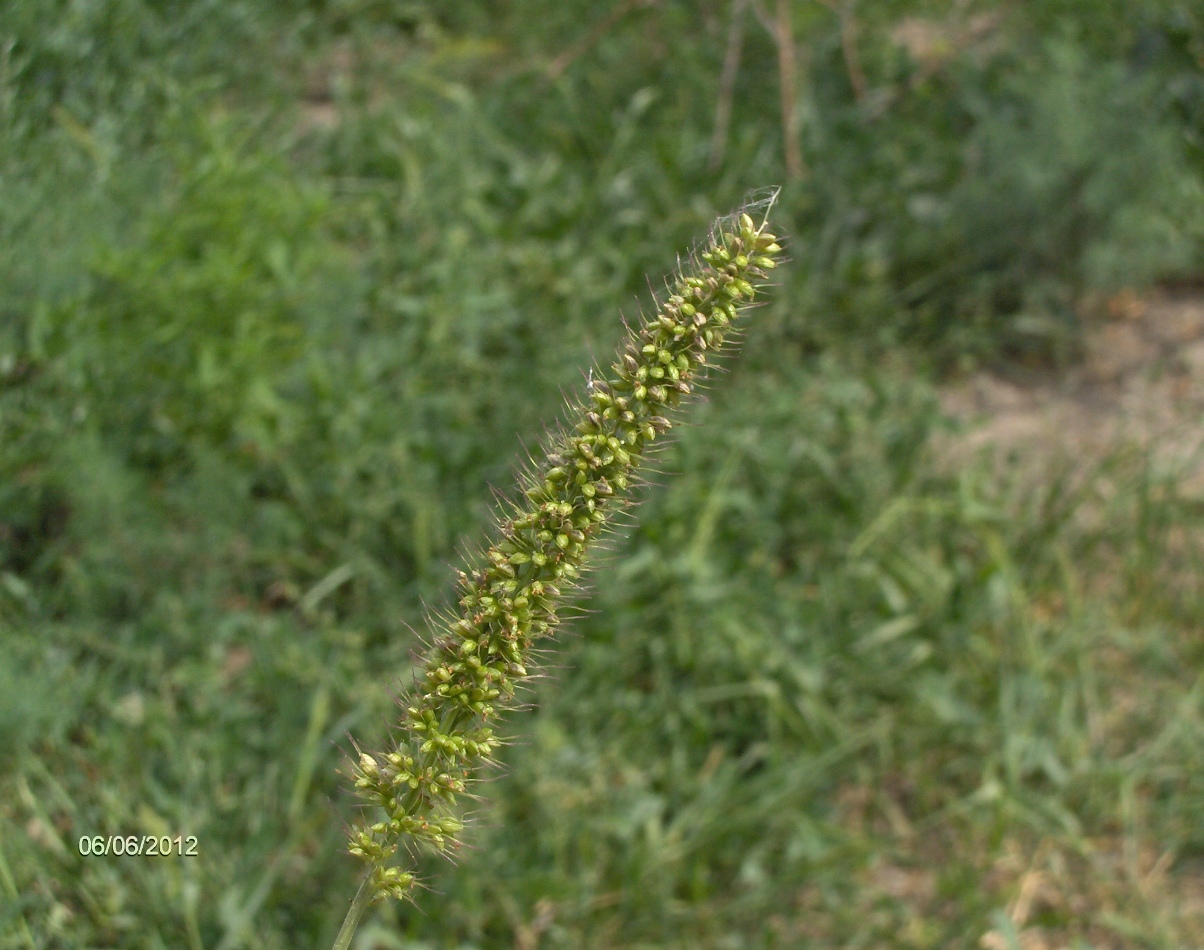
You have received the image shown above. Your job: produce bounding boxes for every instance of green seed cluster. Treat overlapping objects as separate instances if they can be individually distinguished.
[348,210,782,902]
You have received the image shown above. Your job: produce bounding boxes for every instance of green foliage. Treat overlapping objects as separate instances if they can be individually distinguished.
[907,39,1204,358]
[1,0,309,138]
[46,124,331,470]
[2,1,1203,947]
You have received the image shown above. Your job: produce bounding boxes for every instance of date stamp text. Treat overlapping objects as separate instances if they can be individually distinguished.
[78,835,198,857]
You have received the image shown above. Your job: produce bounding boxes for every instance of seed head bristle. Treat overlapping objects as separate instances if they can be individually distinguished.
[346,197,783,903]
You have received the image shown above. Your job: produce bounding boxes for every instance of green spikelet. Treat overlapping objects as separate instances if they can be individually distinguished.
[345,201,783,906]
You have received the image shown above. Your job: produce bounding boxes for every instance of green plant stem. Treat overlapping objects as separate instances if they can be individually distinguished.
[332,873,374,950]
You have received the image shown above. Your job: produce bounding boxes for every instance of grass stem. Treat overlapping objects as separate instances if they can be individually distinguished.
[331,873,374,950]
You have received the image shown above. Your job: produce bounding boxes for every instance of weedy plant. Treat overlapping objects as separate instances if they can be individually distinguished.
[332,198,783,948]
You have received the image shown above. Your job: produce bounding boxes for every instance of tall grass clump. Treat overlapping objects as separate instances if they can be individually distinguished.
[334,200,783,945]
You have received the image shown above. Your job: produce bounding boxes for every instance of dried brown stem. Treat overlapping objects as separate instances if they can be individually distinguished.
[811,0,866,102]
[774,0,805,179]
[751,0,805,178]
[709,0,750,171]
[837,2,867,102]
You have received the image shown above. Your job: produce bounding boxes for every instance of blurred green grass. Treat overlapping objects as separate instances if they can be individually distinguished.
[1,1,1203,947]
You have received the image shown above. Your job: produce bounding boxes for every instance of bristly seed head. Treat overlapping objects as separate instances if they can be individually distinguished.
[346,198,782,903]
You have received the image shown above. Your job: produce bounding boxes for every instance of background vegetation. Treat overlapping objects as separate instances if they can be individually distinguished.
[1,0,1203,946]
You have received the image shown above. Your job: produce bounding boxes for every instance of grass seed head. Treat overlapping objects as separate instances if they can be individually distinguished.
[347,197,782,903]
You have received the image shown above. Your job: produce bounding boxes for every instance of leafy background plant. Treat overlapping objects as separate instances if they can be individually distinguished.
[1,0,1203,947]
